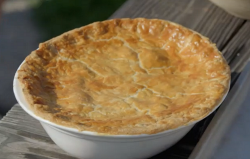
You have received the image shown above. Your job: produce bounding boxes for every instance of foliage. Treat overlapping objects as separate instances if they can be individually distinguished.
[32,0,126,40]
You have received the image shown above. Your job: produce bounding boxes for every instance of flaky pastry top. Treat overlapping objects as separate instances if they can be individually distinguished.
[18,18,230,135]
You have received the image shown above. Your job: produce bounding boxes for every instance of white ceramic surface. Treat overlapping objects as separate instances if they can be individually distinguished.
[41,122,193,159]
[210,0,250,19]
[13,61,229,159]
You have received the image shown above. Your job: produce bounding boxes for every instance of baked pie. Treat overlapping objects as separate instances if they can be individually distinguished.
[18,18,230,135]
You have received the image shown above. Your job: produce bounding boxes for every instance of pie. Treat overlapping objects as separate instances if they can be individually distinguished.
[18,18,230,135]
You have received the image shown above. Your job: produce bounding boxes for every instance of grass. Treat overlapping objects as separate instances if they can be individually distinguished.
[32,0,126,40]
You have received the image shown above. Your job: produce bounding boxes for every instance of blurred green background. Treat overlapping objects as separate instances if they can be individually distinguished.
[32,0,126,40]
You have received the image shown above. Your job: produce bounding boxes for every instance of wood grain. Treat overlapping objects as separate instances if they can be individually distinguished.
[0,104,77,159]
[222,21,250,84]
[1,0,250,159]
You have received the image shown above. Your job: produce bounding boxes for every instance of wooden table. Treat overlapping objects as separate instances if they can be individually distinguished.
[1,0,250,158]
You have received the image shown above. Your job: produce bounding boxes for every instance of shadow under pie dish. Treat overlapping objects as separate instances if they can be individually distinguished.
[14,18,230,159]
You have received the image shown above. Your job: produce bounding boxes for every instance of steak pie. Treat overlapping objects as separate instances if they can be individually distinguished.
[18,18,230,135]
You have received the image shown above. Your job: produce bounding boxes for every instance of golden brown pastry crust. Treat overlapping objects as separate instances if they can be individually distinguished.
[18,18,230,135]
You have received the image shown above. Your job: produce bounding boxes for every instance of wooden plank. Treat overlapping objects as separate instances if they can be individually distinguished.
[223,21,250,64]
[0,105,76,159]
[1,105,48,137]
[0,128,76,159]
[222,21,250,84]
[0,122,47,138]
[0,105,77,159]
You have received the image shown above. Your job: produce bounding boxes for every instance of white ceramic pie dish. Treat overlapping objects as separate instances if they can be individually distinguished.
[13,61,230,159]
